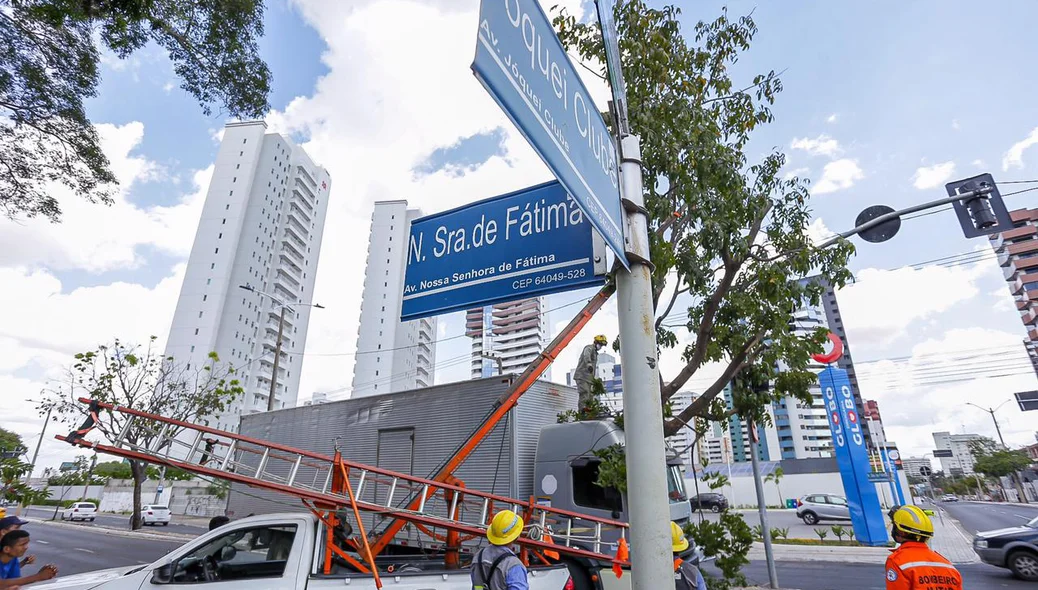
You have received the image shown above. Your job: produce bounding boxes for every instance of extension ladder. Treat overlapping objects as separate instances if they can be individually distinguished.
[59,398,630,571]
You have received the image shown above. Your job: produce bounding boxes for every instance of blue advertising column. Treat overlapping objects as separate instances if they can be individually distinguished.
[819,366,889,546]
[880,448,906,505]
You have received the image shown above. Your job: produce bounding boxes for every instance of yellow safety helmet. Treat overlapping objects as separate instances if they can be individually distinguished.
[487,510,524,546]
[891,505,934,541]
[670,521,689,552]
[594,335,608,345]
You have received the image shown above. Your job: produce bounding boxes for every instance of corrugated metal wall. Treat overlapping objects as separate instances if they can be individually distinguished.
[227,377,577,546]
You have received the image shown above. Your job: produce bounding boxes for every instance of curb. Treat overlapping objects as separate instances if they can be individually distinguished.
[747,541,890,564]
[24,517,195,543]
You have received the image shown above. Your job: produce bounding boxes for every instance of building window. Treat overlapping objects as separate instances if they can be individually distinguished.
[206,278,211,285]
[226,204,230,210]
[210,263,215,269]
[198,311,203,318]
[218,233,223,239]
[236,163,240,170]
[222,219,226,225]
[243,138,247,144]
[202,295,207,302]
[194,328,199,335]
[215,248,219,254]
[190,345,195,352]
[233,177,237,183]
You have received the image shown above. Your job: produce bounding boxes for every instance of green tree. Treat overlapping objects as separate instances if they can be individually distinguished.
[0,459,35,505]
[969,437,1032,501]
[92,460,133,481]
[553,3,853,438]
[38,337,243,529]
[0,427,25,456]
[0,0,272,221]
[45,454,105,486]
[764,466,784,503]
[685,512,753,590]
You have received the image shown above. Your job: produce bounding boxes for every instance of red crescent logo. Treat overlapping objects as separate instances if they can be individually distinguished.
[812,332,844,364]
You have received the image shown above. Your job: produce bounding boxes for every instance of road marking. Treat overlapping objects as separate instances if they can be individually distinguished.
[74,548,95,554]
[35,540,49,545]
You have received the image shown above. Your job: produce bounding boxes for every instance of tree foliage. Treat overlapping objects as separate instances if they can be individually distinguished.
[554,2,854,437]
[969,438,1033,478]
[684,511,753,590]
[0,0,272,221]
[0,427,25,455]
[38,337,243,529]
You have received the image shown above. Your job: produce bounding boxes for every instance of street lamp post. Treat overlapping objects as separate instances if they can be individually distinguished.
[965,400,1029,503]
[239,285,324,412]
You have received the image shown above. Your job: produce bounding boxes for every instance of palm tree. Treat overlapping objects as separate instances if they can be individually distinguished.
[764,467,784,505]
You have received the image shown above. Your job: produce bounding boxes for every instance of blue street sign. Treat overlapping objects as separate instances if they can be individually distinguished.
[400,181,604,321]
[819,366,888,546]
[866,472,888,483]
[472,0,628,269]
[879,447,906,505]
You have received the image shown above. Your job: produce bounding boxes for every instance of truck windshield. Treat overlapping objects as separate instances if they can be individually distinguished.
[667,465,687,502]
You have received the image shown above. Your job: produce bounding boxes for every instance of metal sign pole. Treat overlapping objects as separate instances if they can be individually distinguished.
[596,2,673,587]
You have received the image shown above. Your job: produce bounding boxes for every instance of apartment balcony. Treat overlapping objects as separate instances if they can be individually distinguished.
[997,247,1012,267]
[1017,257,1038,272]
[1022,308,1037,326]
[1004,261,1019,281]
[1009,239,1038,256]
[1003,225,1038,241]
[1011,209,1038,223]
[990,233,1004,251]
[287,215,310,239]
[279,253,303,274]
[289,201,312,226]
[285,223,307,246]
[294,177,317,204]
[273,284,297,303]
[269,310,295,328]
[282,237,305,260]
[277,268,301,288]
[296,165,318,189]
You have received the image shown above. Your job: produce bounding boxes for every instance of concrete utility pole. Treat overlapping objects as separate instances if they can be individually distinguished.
[595,2,673,588]
[27,406,51,481]
[239,285,324,412]
[749,418,779,589]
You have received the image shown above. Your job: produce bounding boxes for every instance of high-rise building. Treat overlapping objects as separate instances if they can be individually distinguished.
[933,431,983,475]
[466,299,547,378]
[164,121,331,431]
[989,207,1038,376]
[901,456,933,478]
[864,400,887,446]
[351,201,437,398]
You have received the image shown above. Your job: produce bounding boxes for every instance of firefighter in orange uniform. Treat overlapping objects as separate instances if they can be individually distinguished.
[885,505,962,590]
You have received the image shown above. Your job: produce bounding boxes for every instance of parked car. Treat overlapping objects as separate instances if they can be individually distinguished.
[141,504,172,526]
[973,515,1038,581]
[941,494,959,502]
[795,494,850,525]
[61,502,97,522]
[689,493,729,513]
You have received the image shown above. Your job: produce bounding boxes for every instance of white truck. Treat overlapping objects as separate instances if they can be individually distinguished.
[34,512,583,590]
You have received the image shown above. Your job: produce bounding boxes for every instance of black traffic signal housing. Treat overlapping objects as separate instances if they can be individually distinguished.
[945,173,1013,238]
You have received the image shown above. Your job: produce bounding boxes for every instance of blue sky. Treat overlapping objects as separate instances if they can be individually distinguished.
[2,0,1037,471]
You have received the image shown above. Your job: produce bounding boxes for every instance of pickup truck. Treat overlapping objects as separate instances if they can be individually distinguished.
[33,513,587,590]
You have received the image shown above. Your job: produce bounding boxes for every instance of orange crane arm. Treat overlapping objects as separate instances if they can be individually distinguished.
[368,282,616,554]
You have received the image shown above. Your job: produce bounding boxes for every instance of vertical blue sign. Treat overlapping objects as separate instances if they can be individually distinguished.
[880,448,906,505]
[471,0,628,268]
[819,366,888,546]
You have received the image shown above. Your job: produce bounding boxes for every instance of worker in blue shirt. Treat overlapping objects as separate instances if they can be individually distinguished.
[471,510,528,590]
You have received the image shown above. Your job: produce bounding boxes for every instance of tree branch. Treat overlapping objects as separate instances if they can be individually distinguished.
[701,68,787,106]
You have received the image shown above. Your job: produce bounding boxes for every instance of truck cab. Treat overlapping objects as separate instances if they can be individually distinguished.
[532,419,692,543]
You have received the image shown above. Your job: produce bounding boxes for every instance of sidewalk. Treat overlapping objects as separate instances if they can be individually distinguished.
[928,508,978,564]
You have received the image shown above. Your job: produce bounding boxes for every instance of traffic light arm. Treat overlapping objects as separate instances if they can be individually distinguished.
[818,187,992,249]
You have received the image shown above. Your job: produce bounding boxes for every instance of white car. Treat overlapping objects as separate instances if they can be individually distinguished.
[141,504,172,526]
[61,502,97,522]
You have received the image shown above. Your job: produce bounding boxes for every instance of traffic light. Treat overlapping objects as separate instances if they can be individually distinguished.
[945,173,1013,238]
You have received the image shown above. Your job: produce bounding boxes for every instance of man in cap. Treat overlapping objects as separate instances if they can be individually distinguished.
[470,509,528,590]
[0,517,34,568]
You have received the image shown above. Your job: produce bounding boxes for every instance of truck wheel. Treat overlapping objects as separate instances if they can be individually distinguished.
[1008,550,1038,581]
[801,512,819,525]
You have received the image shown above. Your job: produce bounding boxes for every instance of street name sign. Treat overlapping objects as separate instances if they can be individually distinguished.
[400,181,605,321]
[1016,389,1038,412]
[472,0,628,268]
[932,449,954,458]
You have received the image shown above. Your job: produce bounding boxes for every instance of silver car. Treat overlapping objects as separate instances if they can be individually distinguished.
[796,493,850,525]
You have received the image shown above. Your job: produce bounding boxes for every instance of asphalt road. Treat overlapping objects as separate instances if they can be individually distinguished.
[939,501,1038,535]
[22,506,208,536]
[725,560,1031,590]
[15,520,184,577]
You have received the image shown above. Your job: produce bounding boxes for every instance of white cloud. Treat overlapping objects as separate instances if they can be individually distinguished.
[806,218,835,246]
[826,114,838,124]
[972,159,986,168]
[0,122,209,272]
[1002,126,1038,171]
[812,159,863,194]
[163,81,175,93]
[209,127,226,144]
[857,328,1038,457]
[911,161,956,190]
[790,134,842,158]
[782,167,809,181]
[951,119,960,131]
[836,261,992,349]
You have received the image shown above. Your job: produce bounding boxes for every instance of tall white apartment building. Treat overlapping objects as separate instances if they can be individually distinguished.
[466,299,547,378]
[351,201,437,398]
[933,431,983,475]
[164,121,331,430]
